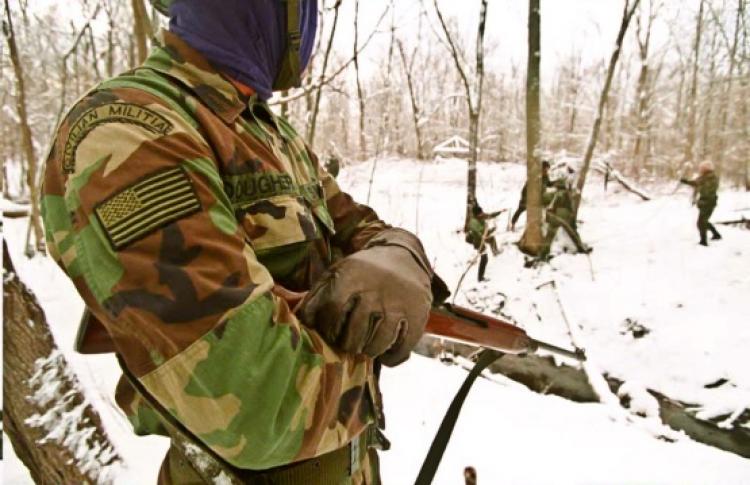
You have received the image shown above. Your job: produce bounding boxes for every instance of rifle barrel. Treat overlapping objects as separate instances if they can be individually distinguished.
[426,305,586,361]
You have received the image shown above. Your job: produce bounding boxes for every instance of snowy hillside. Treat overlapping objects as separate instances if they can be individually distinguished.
[4,158,750,483]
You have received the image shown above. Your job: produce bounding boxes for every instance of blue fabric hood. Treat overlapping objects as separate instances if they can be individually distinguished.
[169,0,318,100]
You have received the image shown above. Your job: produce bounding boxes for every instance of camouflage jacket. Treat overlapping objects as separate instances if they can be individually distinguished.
[42,30,387,472]
[682,172,719,208]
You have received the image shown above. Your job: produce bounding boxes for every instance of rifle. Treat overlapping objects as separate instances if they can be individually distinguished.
[426,303,586,361]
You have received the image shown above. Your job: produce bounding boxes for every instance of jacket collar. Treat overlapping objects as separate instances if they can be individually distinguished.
[144,30,255,124]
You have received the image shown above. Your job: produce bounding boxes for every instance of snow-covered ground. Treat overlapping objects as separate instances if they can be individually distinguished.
[3,158,750,483]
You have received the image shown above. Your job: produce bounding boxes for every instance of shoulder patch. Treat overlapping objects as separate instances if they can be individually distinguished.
[63,103,175,173]
[95,166,201,250]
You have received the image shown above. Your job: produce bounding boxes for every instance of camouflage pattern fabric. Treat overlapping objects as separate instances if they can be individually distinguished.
[466,216,485,251]
[42,30,388,475]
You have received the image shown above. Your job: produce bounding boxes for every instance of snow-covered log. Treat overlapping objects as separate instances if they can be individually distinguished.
[3,243,121,484]
[416,337,750,459]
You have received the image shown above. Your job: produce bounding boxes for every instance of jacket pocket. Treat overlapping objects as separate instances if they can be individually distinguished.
[239,194,323,252]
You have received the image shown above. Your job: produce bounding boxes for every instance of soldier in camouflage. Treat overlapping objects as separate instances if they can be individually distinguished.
[41,1,443,483]
[540,174,591,259]
[680,161,721,246]
[466,202,501,282]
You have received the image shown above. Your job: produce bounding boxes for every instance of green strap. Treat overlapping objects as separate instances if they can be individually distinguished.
[274,0,302,88]
[414,350,504,485]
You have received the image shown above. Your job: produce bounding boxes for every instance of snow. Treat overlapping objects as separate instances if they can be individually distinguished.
[3,158,750,483]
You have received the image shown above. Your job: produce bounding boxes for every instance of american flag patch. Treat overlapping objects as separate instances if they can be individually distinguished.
[95,167,201,250]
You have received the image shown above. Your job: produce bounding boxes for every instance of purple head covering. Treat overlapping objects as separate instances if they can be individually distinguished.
[169,0,318,100]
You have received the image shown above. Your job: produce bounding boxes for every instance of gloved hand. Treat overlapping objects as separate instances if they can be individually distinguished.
[301,228,436,367]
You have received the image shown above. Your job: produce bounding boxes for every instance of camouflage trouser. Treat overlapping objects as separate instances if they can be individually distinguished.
[697,202,720,243]
[157,431,380,485]
[542,210,588,256]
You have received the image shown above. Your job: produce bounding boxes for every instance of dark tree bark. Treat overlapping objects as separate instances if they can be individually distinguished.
[3,243,121,484]
[519,0,544,255]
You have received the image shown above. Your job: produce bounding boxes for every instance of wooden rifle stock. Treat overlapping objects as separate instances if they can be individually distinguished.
[426,304,586,361]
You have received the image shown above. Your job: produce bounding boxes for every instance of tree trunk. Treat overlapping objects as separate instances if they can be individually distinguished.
[3,0,45,256]
[131,0,151,65]
[353,0,368,160]
[519,0,544,255]
[432,0,488,228]
[398,40,425,160]
[632,2,655,178]
[375,2,397,158]
[683,0,705,164]
[3,242,121,483]
[574,0,641,216]
[467,0,488,221]
[307,0,342,148]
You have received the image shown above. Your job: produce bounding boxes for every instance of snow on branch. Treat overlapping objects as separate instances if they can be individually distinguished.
[593,160,652,201]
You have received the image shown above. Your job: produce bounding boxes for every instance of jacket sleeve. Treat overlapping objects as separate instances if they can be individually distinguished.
[316,158,389,254]
[680,177,698,187]
[41,90,374,470]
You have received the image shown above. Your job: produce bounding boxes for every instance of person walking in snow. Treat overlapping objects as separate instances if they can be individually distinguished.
[41,1,447,483]
[467,202,501,282]
[511,160,553,231]
[680,161,722,246]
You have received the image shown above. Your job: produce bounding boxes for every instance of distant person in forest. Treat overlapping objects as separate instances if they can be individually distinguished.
[325,153,341,178]
[541,169,591,259]
[511,160,552,231]
[680,161,721,246]
[466,201,502,282]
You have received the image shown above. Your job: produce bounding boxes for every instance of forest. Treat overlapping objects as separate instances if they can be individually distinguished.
[2,0,749,483]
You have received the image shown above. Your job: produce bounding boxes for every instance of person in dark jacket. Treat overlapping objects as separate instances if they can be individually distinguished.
[511,160,552,231]
[681,161,721,246]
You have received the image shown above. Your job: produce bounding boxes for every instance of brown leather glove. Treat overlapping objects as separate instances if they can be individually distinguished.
[301,228,435,367]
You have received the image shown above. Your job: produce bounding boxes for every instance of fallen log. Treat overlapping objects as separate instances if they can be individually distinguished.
[416,336,750,459]
[715,217,749,229]
[2,208,30,218]
[3,241,121,483]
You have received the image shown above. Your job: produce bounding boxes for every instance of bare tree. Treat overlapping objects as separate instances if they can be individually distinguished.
[683,0,706,165]
[519,0,544,255]
[398,37,426,160]
[3,0,45,256]
[574,0,641,216]
[353,0,368,159]
[130,0,152,65]
[631,0,660,177]
[307,0,342,148]
[712,0,744,171]
[433,0,489,227]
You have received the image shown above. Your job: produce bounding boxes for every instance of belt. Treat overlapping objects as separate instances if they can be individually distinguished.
[239,430,371,485]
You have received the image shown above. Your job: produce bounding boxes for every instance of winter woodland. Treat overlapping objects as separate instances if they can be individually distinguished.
[2,0,749,483]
